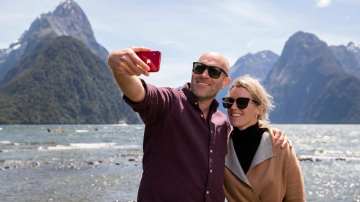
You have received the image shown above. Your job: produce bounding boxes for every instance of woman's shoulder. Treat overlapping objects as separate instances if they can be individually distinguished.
[263,128,294,157]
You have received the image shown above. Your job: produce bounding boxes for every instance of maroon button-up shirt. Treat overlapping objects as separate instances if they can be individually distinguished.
[124,80,231,202]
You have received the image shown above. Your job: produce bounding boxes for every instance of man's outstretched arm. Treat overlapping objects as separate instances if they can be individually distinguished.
[108,46,151,102]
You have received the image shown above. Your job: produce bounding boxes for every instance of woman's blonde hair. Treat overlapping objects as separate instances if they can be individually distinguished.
[227,74,275,127]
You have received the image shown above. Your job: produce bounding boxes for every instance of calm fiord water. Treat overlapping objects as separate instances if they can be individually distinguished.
[0,124,359,202]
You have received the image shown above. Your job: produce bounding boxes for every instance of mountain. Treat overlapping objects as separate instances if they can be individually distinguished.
[0,36,140,124]
[215,50,279,114]
[0,0,108,81]
[265,31,360,124]
[229,51,279,81]
[330,44,360,79]
[347,42,360,64]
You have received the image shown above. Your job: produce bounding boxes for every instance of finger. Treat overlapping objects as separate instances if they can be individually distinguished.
[128,51,151,74]
[131,46,151,53]
[122,55,145,76]
[109,51,143,76]
[135,64,150,76]
[112,60,136,76]
[281,137,287,148]
[130,46,152,73]
[108,48,151,76]
[289,139,293,148]
[276,137,284,146]
[273,136,282,147]
[273,131,283,143]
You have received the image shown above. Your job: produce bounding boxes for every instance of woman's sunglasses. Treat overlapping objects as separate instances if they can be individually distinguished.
[222,97,260,109]
[193,62,228,79]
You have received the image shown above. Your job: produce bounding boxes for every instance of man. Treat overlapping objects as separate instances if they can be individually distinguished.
[108,47,289,202]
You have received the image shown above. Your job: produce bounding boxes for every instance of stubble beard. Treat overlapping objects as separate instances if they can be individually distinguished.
[191,78,220,102]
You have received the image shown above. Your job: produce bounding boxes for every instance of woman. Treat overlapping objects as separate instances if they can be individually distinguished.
[222,75,305,202]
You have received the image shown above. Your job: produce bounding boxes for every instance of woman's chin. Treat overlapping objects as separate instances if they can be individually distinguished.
[229,121,243,129]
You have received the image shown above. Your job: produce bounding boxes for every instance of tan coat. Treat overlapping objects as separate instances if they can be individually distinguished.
[223,129,305,202]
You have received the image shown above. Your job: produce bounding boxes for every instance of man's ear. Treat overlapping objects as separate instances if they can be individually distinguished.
[222,77,231,89]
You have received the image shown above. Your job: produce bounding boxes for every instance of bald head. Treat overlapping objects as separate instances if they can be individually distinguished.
[198,52,230,75]
[191,51,232,102]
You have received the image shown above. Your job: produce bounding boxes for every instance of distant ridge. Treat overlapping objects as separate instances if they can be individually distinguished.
[330,43,360,79]
[215,50,279,114]
[265,31,360,124]
[0,0,108,81]
[229,50,279,81]
[0,36,140,124]
[346,42,360,64]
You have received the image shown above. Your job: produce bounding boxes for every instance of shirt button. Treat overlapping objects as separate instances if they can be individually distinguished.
[201,114,204,118]
[195,102,198,105]
[211,130,213,133]
[207,191,209,194]
[210,170,213,173]
[210,150,213,153]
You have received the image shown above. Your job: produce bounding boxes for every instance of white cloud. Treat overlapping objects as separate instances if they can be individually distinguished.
[315,0,331,8]
[247,41,257,48]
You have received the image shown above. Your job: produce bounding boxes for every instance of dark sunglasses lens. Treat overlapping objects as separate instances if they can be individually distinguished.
[193,63,206,74]
[222,97,234,108]
[235,98,250,109]
[208,67,222,79]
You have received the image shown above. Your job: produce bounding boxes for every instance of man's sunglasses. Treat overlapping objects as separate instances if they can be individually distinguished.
[193,62,228,79]
[222,97,260,109]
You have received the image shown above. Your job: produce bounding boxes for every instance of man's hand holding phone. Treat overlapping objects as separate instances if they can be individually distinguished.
[136,51,161,73]
[108,47,161,77]
[107,46,161,103]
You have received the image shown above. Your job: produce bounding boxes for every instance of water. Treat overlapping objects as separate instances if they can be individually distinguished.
[0,124,359,202]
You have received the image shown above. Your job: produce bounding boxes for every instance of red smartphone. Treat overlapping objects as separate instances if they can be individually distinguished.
[136,51,162,72]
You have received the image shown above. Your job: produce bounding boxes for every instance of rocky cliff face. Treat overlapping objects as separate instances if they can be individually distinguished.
[0,0,109,81]
[347,42,360,64]
[229,50,279,82]
[265,31,360,123]
[330,44,360,79]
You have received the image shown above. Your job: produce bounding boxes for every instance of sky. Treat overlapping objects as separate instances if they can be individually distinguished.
[0,0,359,88]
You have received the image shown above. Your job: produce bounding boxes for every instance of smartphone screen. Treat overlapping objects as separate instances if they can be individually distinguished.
[136,51,162,72]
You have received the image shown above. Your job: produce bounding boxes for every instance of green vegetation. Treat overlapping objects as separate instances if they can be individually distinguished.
[0,36,140,124]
